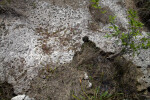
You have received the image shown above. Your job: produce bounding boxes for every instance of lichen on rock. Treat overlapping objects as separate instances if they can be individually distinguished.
[0,0,150,99]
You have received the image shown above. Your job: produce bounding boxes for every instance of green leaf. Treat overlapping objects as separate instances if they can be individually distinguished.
[102,91,108,97]
[101,10,107,14]
[109,26,113,29]
[92,4,98,8]
[91,0,96,3]
[146,40,150,47]
[72,94,81,100]
[104,34,112,38]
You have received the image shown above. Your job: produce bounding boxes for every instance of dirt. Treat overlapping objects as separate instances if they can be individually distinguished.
[27,36,144,100]
[0,81,16,100]
[72,37,142,99]
[28,65,85,100]
[89,6,114,25]
[124,0,137,10]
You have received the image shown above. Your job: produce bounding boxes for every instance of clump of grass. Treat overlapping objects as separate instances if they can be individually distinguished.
[72,86,123,100]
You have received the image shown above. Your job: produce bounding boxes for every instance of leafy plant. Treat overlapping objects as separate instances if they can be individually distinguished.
[90,0,150,56]
[91,0,101,9]
[90,0,106,14]
[106,9,150,55]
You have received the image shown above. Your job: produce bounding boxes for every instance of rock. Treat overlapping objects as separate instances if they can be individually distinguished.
[11,95,35,100]
[0,0,149,99]
[82,36,89,43]
[87,80,92,88]
[84,72,89,80]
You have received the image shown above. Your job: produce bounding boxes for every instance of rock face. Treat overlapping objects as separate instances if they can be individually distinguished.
[11,95,35,100]
[0,0,149,96]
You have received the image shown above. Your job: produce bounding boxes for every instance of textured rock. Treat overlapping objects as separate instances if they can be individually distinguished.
[0,0,149,95]
[11,95,35,100]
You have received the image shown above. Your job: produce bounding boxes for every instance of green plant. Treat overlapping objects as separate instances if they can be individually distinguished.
[106,9,150,55]
[90,0,150,56]
[72,86,122,100]
[90,0,106,14]
[91,0,101,9]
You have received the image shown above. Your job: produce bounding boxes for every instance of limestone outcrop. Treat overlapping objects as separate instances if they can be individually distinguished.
[0,0,149,98]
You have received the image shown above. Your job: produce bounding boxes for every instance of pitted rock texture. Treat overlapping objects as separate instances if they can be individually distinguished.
[0,0,149,94]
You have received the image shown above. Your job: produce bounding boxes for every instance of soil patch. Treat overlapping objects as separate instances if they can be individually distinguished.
[89,6,114,25]
[72,37,141,99]
[0,81,16,100]
[29,36,143,100]
[134,0,150,30]
[28,65,86,100]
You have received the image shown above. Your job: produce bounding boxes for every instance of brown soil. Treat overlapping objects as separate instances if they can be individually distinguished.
[28,36,143,100]
[28,65,86,100]
[89,6,114,25]
[72,38,141,99]
[0,81,16,100]
[124,0,137,10]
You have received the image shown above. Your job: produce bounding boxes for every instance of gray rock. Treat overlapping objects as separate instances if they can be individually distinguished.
[11,95,35,100]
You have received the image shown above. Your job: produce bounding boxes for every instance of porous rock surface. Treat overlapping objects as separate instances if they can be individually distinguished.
[0,0,149,94]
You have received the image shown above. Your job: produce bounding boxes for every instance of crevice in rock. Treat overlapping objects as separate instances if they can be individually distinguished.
[0,81,16,100]
[147,86,150,92]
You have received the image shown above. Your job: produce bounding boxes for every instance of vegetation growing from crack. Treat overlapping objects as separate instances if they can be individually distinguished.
[91,0,150,56]
[72,36,140,100]
[91,0,106,14]
[106,9,150,56]
[72,0,149,100]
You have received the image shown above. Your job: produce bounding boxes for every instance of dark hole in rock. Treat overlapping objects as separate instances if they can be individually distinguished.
[137,66,142,68]
[147,86,150,92]
[0,81,16,100]
[82,36,89,43]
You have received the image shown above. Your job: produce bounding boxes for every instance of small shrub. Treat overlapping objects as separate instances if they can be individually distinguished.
[91,0,150,56]
[106,9,150,55]
[90,0,106,14]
